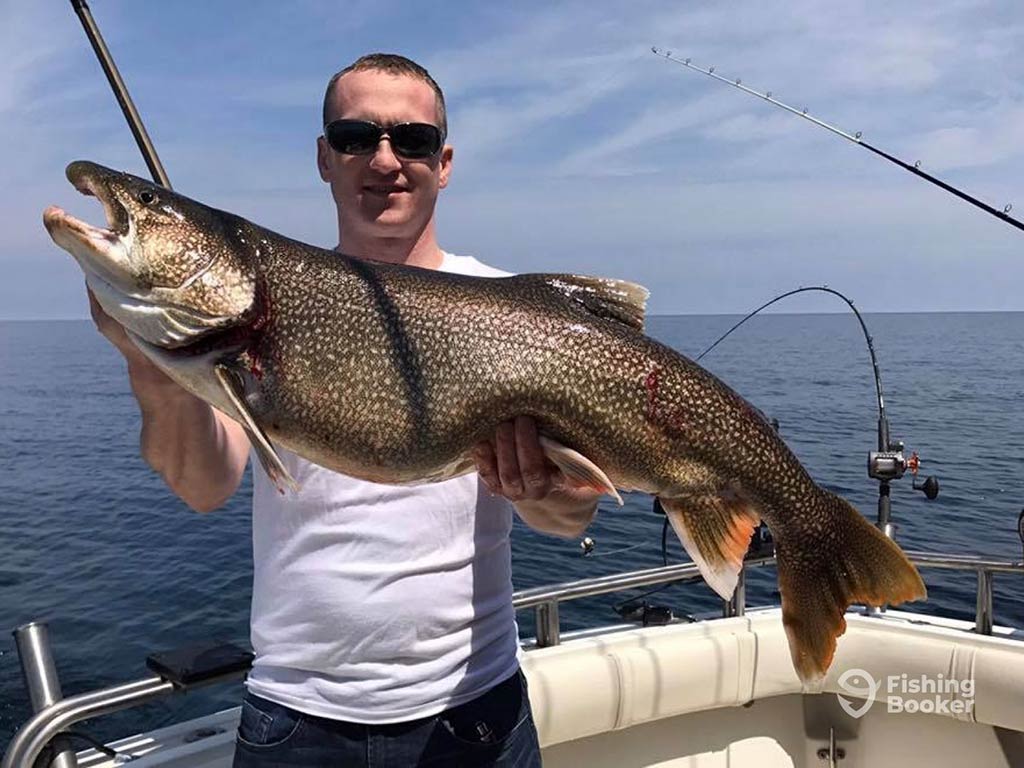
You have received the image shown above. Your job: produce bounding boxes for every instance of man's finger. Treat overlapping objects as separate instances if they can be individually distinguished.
[473,441,500,494]
[514,415,551,500]
[86,284,105,325]
[494,420,524,500]
[86,284,122,339]
[83,282,167,376]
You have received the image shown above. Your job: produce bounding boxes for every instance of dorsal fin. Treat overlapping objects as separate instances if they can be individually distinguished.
[517,274,649,331]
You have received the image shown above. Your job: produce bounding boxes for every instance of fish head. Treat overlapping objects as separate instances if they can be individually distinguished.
[43,161,258,348]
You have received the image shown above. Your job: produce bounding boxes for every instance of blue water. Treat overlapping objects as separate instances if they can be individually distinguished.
[2,314,1023,747]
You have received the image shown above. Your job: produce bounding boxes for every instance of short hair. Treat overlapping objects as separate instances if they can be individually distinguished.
[322,53,447,139]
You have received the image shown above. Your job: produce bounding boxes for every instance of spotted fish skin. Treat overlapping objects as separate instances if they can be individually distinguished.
[43,161,926,681]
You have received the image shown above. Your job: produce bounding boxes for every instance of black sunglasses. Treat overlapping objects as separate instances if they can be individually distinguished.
[324,119,444,159]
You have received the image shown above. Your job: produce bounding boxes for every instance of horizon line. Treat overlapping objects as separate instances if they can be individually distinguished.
[2,308,1023,322]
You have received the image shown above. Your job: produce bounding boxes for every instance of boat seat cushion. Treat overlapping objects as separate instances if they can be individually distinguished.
[521,611,1024,748]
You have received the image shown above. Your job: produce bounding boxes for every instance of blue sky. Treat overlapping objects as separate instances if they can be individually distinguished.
[4,0,1024,318]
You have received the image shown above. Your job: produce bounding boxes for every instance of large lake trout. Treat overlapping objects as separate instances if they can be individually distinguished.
[44,160,925,681]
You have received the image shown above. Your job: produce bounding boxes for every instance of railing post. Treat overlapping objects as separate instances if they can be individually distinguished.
[975,569,993,635]
[13,622,77,768]
[535,601,560,647]
[723,568,746,618]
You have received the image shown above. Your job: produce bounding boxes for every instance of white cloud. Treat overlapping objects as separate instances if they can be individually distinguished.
[908,104,1024,171]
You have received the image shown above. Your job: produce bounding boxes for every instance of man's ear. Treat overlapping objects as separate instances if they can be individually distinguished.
[438,144,454,189]
[317,135,333,182]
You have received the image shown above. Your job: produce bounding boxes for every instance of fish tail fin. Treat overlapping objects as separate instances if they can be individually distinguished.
[774,488,927,681]
[659,494,761,601]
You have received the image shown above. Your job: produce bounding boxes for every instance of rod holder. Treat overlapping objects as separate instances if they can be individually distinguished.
[13,622,77,768]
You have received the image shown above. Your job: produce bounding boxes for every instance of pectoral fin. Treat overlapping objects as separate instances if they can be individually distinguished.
[537,435,623,505]
[213,364,298,494]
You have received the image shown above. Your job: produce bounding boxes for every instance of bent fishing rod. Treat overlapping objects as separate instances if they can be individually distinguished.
[696,284,940,539]
[651,46,1024,236]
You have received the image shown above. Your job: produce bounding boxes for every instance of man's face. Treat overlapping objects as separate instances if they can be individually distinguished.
[317,69,452,246]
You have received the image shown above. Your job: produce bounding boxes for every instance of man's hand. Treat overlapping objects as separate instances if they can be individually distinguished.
[87,286,175,388]
[85,284,250,511]
[473,416,601,538]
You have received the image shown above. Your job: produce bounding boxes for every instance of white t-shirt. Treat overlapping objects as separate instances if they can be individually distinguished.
[246,252,521,723]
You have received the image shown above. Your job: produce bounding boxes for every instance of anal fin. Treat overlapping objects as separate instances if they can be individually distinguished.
[659,493,760,600]
[213,364,298,494]
[537,435,623,505]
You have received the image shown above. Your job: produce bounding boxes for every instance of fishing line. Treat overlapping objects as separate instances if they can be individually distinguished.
[581,540,646,558]
[611,517,675,612]
[651,47,1024,236]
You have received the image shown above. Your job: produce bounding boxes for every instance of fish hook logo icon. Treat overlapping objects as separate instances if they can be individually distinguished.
[837,668,879,719]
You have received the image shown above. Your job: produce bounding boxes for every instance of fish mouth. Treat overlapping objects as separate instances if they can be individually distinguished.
[43,161,137,294]
[42,205,124,254]
[67,160,131,236]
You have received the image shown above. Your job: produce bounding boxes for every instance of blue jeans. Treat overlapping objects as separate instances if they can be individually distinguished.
[232,670,542,767]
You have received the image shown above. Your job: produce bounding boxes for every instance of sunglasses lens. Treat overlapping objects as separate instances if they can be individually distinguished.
[325,120,382,155]
[389,123,443,158]
[325,120,443,159]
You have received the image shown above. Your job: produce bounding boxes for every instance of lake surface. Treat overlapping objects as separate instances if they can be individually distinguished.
[2,313,1022,746]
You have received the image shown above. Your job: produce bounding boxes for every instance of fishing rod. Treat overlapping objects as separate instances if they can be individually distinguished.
[70,0,171,189]
[651,46,1024,235]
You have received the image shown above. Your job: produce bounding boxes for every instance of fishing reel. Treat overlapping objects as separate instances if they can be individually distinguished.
[868,444,939,500]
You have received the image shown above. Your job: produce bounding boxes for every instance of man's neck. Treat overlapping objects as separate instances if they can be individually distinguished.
[337,222,444,270]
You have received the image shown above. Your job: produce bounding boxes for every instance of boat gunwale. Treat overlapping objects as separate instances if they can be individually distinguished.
[4,548,1024,768]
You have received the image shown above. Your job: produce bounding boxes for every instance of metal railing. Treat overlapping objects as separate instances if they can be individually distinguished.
[902,550,1024,635]
[514,555,777,646]
[4,550,1023,768]
[517,550,1024,647]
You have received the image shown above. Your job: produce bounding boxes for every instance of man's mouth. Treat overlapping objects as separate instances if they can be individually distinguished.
[362,184,408,195]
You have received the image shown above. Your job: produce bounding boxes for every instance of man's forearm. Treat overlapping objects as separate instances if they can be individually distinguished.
[514,489,599,539]
[128,359,248,512]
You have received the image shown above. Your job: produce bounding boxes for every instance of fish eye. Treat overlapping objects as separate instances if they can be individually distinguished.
[138,189,158,205]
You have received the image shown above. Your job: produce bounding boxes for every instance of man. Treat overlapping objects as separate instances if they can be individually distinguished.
[87,53,600,766]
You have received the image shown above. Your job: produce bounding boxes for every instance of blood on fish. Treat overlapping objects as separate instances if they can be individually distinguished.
[644,365,687,435]
[644,367,660,420]
[250,353,264,381]
[252,275,273,331]
[247,277,273,381]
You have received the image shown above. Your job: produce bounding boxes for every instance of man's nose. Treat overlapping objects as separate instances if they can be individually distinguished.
[368,137,402,173]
